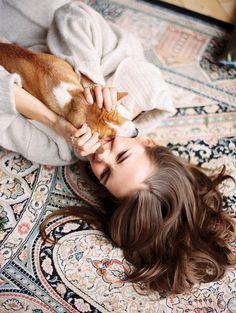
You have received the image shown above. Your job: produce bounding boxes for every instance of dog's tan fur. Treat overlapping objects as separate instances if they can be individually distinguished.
[0,43,129,138]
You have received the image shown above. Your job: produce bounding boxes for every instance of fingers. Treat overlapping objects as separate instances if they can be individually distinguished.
[80,132,101,156]
[84,85,118,112]
[84,88,94,104]
[110,87,117,111]
[102,87,117,111]
[70,123,101,156]
[73,123,88,138]
[76,127,93,146]
[94,85,103,109]
[102,87,112,111]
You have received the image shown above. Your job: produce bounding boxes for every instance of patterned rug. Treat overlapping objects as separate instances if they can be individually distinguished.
[0,0,236,312]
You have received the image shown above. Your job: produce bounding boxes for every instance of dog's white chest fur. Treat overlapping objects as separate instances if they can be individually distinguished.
[53,81,78,108]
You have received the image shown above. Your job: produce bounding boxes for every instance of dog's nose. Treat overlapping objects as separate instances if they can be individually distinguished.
[131,128,139,138]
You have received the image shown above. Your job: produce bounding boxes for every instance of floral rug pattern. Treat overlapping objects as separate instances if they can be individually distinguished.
[0,0,235,312]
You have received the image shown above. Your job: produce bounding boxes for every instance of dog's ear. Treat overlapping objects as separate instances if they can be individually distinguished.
[117,91,128,102]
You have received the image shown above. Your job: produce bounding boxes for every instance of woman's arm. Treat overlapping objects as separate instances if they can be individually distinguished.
[13,84,77,141]
[13,81,119,157]
[13,84,57,128]
[0,66,77,165]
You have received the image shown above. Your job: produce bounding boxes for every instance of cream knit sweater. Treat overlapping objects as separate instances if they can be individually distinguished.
[0,0,175,165]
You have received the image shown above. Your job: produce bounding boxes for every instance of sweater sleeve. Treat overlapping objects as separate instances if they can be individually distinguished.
[47,2,105,85]
[47,1,144,85]
[0,66,77,165]
[0,66,22,115]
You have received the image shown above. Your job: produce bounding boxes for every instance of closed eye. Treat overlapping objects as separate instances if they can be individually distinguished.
[100,150,130,184]
[100,168,110,183]
[116,150,128,163]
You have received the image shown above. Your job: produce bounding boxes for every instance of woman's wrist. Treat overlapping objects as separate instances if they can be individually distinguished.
[13,84,57,128]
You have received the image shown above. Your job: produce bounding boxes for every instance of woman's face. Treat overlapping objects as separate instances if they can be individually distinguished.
[88,136,155,198]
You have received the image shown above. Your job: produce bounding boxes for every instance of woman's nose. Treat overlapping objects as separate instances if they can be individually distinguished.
[95,153,103,162]
[95,149,110,162]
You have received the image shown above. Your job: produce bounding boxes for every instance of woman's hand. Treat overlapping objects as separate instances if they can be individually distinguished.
[52,118,101,157]
[84,85,118,112]
[52,115,78,142]
[13,84,101,155]
[70,123,101,157]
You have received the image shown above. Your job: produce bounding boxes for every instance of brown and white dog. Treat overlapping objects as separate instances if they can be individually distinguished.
[0,43,138,140]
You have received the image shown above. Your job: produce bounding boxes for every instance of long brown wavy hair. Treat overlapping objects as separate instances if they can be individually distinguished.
[40,145,236,295]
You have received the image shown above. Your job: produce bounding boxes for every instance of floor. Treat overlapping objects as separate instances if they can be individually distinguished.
[159,0,236,23]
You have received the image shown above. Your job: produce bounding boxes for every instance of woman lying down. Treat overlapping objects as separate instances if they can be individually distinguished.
[0,0,235,295]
